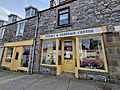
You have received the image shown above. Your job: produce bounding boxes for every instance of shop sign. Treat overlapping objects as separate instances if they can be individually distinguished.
[40,27,103,39]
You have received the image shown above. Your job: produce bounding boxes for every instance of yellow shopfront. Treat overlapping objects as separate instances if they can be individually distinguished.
[40,26,108,78]
[1,40,33,72]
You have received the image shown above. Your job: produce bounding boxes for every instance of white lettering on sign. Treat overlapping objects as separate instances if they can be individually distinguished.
[40,27,103,39]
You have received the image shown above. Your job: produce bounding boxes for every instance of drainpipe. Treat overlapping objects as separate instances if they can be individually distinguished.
[29,16,38,74]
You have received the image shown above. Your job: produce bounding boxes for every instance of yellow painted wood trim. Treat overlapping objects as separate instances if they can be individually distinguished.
[10,47,16,70]
[40,64,57,67]
[101,35,108,72]
[56,39,59,65]
[102,26,107,32]
[76,37,80,68]
[1,64,10,68]
[79,68,108,73]
[4,40,33,47]
[18,67,28,71]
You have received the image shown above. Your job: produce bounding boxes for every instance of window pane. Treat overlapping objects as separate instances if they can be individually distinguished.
[25,10,30,18]
[59,9,69,14]
[15,52,19,60]
[21,46,30,67]
[5,48,13,63]
[59,13,69,25]
[64,41,72,60]
[58,40,62,65]
[17,22,25,36]
[42,40,56,65]
[0,48,4,63]
[79,36,105,70]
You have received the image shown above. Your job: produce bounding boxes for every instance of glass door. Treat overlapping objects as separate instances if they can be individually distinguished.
[62,40,75,73]
[11,47,22,71]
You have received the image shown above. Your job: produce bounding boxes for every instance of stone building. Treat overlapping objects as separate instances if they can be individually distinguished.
[0,0,120,83]
[1,6,38,73]
[33,0,120,82]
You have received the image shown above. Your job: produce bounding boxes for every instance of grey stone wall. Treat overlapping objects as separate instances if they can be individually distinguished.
[34,0,120,80]
[3,17,37,42]
[103,32,120,81]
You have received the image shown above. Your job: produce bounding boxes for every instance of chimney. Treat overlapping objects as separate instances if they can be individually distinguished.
[50,0,56,8]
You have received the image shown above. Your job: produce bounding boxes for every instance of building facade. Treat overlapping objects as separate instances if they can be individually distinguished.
[1,6,38,73]
[0,0,120,82]
[33,0,120,81]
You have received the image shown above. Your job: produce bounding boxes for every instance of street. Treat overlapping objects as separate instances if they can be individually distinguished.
[0,70,119,90]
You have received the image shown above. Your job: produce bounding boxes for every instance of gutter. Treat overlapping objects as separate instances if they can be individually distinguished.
[29,16,39,74]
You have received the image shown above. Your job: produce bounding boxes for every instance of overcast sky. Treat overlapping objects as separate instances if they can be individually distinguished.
[0,0,58,21]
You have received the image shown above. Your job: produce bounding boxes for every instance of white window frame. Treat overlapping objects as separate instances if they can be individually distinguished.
[16,21,26,36]
[0,28,5,39]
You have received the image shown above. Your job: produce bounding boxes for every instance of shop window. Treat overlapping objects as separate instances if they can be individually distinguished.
[58,7,70,26]
[58,40,62,65]
[42,40,56,65]
[79,36,105,70]
[64,41,73,60]
[21,46,30,67]
[5,48,13,63]
[0,47,4,63]
[16,21,25,36]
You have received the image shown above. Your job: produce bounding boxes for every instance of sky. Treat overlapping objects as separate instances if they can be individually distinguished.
[0,0,58,21]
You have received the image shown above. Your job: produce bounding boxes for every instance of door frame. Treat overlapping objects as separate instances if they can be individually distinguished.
[62,39,75,73]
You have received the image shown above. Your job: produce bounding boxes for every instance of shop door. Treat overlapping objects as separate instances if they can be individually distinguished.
[62,40,75,73]
[10,47,22,71]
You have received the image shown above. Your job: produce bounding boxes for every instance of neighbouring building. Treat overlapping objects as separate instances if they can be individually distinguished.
[1,6,38,73]
[33,0,120,82]
[0,0,120,83]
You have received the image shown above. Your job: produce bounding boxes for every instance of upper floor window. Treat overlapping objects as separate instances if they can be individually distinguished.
[25,8,37,18]
[59,0,66,3]
[0,28,5,39]
[16,21,26,36]
[58,7,70,26]
[8,15,17,23]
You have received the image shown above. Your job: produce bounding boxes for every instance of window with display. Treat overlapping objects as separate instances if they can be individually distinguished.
[21,46,30,67]
[79,36,105,70]
[42,40,56,65]
[5,48,13,63]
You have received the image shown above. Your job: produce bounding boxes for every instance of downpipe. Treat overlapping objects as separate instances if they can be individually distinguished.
[29,16,38,74]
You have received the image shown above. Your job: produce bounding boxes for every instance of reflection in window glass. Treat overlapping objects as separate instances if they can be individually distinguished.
[58,40,62,65]
[64,41,72,60]
[5,48,13,63]
[21,47,30,67]
[79,36,105,70]
[42,40,56,65]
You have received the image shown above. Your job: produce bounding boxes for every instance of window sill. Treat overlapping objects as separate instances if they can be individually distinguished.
[55,24,72,29]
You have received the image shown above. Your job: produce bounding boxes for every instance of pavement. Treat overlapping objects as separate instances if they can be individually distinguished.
[0,70,119,90]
